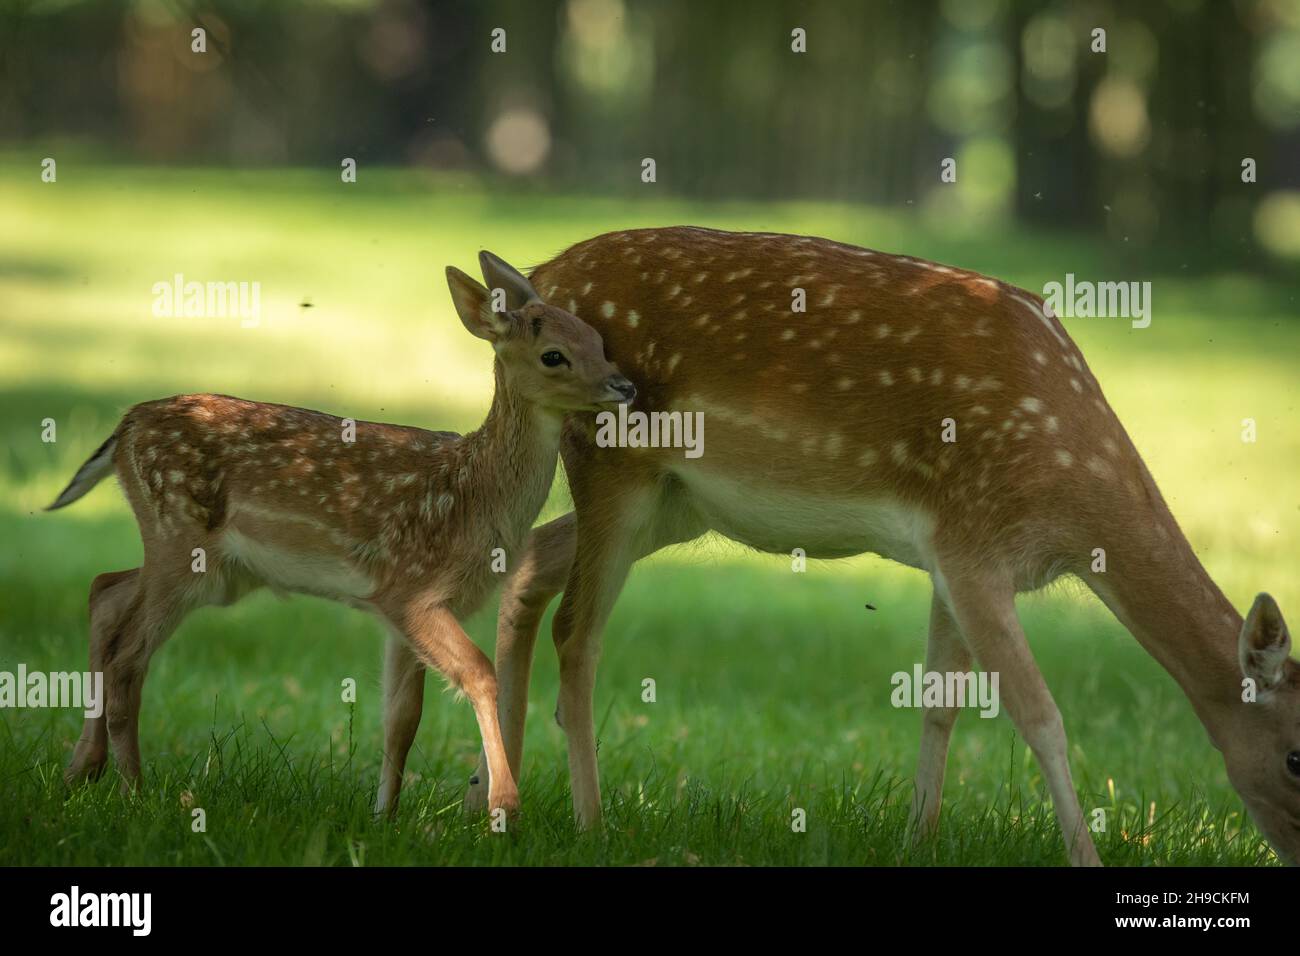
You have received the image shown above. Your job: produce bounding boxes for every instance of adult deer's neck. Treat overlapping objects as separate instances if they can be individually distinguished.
[1086,463,1242,747]
[457,361,563,548]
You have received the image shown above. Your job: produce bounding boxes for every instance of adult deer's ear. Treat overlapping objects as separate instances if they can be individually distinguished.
[1240,593,1292,692]
[446,266,513,342]
[479,250,541,310]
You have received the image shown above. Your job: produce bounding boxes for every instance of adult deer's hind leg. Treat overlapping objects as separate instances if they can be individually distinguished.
[65,568,140,786]
[465,513,576,812]
[908,586,972,842]
[937,558,1102,867]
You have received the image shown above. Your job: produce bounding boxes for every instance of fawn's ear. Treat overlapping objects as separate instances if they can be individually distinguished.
[479,250,541,310]
[446,266,513,342]
[1240,593,1292,691]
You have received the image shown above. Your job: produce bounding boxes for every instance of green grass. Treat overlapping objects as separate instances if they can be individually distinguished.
[1,160,1297,865]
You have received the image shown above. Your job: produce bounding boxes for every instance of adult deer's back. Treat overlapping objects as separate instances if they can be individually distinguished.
[471,226,1300,867]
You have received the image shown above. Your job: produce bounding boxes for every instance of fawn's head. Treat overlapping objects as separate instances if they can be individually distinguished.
[446,251,635,413]
[1223,593,1300,864]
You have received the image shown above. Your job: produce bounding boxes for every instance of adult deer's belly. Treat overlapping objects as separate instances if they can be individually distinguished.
[672,467,937,570]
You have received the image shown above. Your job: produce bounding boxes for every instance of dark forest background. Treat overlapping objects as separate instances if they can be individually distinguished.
[3,0,1299,266]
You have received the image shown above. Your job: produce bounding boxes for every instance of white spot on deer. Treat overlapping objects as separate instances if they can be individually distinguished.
[1044,416,1060,433]
[1086,455,1113,479]
[781,328,796,341]
[836,376,855,390]
[1055,450,1074,467]
[907,367,923,383]
[1033,351,1047,365]
[929,369,944,386]
[1018,397,1043,414]
[1070,378,1083,393]
[878,370,894,386]
[582,281,593,294]
[891,441,909,466]
[857,447,878,466]
[601,301,616,318]
[845,310,863,324]
[667,284,682,298]
[627,310,640,328]
[666,353,682,374]
[953,375,971,391]
[875,324,891,339]
[1102,437,1119,455]
[901,327,921,344]
[969,405,990,416]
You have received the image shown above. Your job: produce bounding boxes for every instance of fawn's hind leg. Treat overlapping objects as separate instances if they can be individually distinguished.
[100,553,224,790]
[65,569,141,786]
[375,631,426,817]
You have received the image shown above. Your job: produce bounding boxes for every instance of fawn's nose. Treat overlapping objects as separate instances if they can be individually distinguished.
[605,375,637,402]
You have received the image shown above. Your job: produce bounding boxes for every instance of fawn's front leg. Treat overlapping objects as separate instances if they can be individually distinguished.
[937,558,1102,866]
[393,599,518,817]
[376,632,426,817]
[465,514,576,813]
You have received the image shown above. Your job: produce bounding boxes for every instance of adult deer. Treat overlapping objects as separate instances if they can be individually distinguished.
[50,255,635,819]
[466,226,1299,866]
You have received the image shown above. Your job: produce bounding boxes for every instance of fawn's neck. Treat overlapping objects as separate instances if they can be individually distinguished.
[454,361,564,549]
[1086,469,1242,748]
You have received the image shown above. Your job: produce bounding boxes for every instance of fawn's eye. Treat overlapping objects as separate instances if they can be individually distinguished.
[540,350,569,368]
[1287,751,1300,777]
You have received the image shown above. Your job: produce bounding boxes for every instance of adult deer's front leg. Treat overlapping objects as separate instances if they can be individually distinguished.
[552,483,657,829]
[939,560,1102,866]
[908,587,972,841]
[465,513,576,812]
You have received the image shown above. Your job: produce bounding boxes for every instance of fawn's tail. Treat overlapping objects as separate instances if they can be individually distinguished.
[46,430,120,511]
